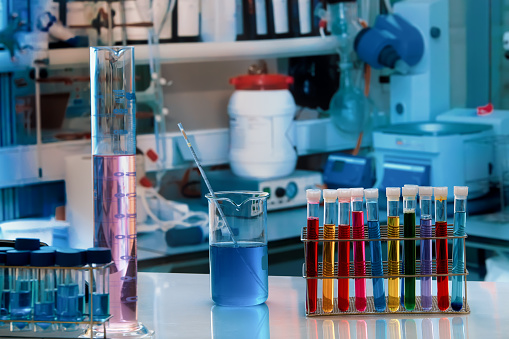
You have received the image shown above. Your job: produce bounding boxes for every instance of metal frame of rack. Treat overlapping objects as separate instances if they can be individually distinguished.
[301,224,469,316]
[0,263,112,338]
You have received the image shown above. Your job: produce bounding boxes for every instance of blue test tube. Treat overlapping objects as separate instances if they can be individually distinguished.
[364,188,386,312]
[56,250,85,330]
[87,248,112,321]
[452,186,468,311]
[31,250,56,331]
[6,250,32,331]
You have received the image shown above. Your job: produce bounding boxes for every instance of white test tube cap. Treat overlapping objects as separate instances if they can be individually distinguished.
[364,188,378,199]
[337,188,351,200]
[454,186,469,197]
[323,189,337,202]
[306,189,321,203]
[351,188,364,198]
[386,187,400,198]
[434,187,448,200]
[402,185,418,197]
[419,186,433,196]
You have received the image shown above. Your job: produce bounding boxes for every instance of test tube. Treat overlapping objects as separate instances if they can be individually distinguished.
[351,188,366,312]
[419,186,433,311]
[0,250,11,322]
[322,189,337,313]
[87,248,112,321]
[6,250,32,331]
[31,250,56,331]
[452,186,468,311]
[402,185,417,311]
[337,188,351,312]
[305,189,320,314]
[386,187,400,312]
[56,249,85,330]
[365,188,385,312]
[434,187,450,311]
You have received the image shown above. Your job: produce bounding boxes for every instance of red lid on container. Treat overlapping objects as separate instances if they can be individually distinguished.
[229,74,294,90]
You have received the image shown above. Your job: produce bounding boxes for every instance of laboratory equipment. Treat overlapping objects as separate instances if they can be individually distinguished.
[87,247,112,321]
[365,188,385,312]
[452,186,468,311]
[228,73,297,179]
[323,154,374,189]
[322,189,337,313]
[337,188,351,312]
[201,0,236,42]
[419,186,433,311]
[435,187,450,311]
[0,252,8,321]
[267,0,290,38]
[207,191,269,306]
[201,169,323,211]
[305,189,320,314]
[55,250,85,330]
[373,122,493,197]
[351,188,366,312]
[386,187,400,312]
[31,250,56,331]
[402,185,417,311]
[7,250,32,331]
[172,0,200,42]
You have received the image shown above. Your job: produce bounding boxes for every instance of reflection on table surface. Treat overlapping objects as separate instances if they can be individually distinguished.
[307,317,466,339]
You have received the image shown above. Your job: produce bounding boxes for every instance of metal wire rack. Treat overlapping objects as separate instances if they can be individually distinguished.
[301,224,470,316]
[0,263,112,338]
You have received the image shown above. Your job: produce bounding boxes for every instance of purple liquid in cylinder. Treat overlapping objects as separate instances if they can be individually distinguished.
[94,155,138,330]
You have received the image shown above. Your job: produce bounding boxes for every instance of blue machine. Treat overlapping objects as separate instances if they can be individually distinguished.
[323,153,374,189]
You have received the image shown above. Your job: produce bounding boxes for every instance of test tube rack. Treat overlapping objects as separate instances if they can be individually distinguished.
[301,224,469,316]
[0,263,112,338]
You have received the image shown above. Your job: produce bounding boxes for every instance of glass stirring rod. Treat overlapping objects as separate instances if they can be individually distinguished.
[452,186,468,311]
[365,188,386,312]
[322,189,337,313]
[435,187,450,311]
[386,187,401,312]
[419,186,433,311]
[337,188,351,312]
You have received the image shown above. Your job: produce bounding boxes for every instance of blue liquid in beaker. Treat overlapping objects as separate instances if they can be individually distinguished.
[210,242,268,306]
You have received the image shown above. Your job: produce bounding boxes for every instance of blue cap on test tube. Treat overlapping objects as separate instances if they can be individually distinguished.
[56,249,84,267]
[15,238,40,251]
[0,252,6,264]
[6,250,31,266]
[86,248,112,264]
[31,250,56,267]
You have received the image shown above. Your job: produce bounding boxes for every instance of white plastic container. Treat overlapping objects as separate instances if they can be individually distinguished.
[201,0,236,42]
[228,74,297,179]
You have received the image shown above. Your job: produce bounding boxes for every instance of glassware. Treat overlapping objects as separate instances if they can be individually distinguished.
[351,188,366,312]
[7,250,32,331]
[305,189,320,314]
[206,191,269,306]
[452,186,468,311]
[419,186,433,311]
[31,250,56,332]
[386,187,400,312]
[435,187,450,311]
[55,250,84,331]
[337,188,351,312]
[87,247,112,321]
[402,186,417,311]
[322,189,337,313]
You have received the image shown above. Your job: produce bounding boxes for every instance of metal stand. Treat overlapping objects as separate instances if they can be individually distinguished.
[301,224,469,316]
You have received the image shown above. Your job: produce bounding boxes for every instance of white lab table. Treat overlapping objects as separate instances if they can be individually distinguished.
[137,273,508,338]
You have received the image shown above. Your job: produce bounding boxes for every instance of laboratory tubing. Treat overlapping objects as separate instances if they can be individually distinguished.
[91,46,144,334]
[435,187,450,311]
[351,188,366,312]
[452,186,468,311]
[87,248,112,321]
[365,188,385,312]
[386,187,401,312]
[419,186,433,311]
[402,185,418,311]
[207,192,269,307]
[0,252,8,322]
[55,250,85,330]
[337,188,351,312]
[6,250,32,331]
[31,250,56,331]
[305,189,321,314]
[322,189,337,313]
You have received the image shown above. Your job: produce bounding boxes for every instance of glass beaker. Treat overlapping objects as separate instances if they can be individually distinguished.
[90,46,152,337]
[206,191,269,306]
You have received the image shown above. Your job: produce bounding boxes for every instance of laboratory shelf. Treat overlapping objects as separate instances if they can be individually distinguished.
[47,36,340,67]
